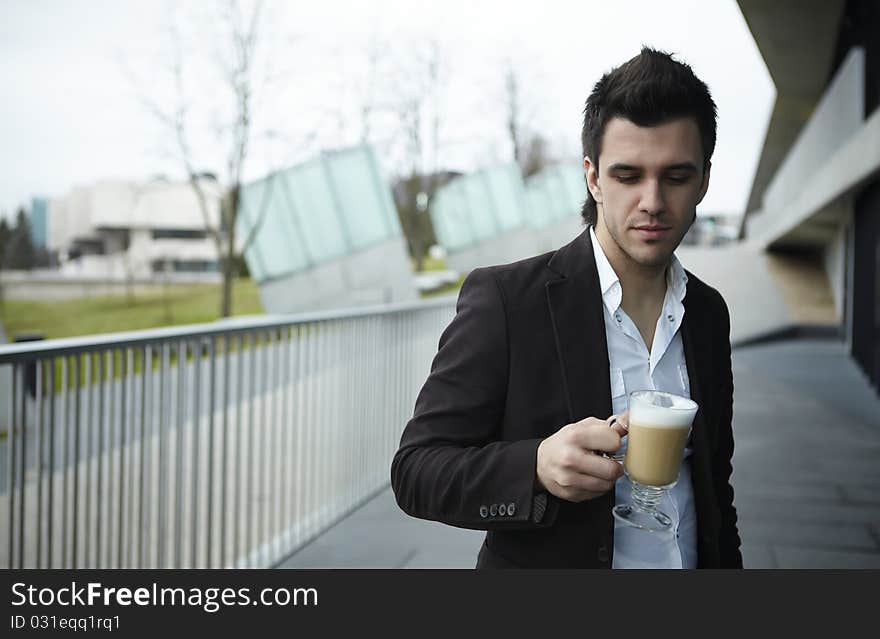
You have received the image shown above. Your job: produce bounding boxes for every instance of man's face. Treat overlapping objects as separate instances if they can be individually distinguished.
[584,117,710,270]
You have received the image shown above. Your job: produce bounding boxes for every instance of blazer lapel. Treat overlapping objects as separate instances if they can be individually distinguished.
[545,230,613,424]
[680,293,712,457]
[680,290,720,551]
[681,311,709,447]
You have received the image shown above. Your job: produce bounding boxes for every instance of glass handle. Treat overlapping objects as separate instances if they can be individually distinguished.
[603,416,626,462]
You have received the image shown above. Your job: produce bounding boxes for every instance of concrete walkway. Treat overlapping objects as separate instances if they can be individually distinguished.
[278,337,880,569]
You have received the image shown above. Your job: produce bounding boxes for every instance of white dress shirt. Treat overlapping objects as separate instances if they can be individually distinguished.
[588,226,697,569]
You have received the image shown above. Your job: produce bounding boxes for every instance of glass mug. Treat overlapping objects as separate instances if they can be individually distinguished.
[612,390,698,532]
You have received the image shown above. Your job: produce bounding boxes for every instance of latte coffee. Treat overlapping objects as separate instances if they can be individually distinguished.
[623,391,698,487]
[624,422,690,486]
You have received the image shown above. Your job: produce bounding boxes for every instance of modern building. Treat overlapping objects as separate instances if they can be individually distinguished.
[523,163,589,253]
[429,163,539,273]
[45,177,224,278]
[237,144,417,314]
[736,0,880,390]
[428,162,587,273]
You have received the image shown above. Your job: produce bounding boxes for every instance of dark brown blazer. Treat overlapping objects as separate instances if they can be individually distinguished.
[390,229,742,568]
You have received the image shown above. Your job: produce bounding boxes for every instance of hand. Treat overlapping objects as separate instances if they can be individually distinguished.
[535,415,628,502]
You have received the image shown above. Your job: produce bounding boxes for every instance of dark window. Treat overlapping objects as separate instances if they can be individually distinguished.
[151,259,218,273]
[150,228,208,240]
[832,0,880,116]
[852,176,880,391]
[71,238,106,256]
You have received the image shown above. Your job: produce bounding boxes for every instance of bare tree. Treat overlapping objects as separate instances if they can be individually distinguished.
[504,60,524,168]
[311,28,387,151]
[387,38,448,271]
[125,0,282,318]
[520,133,552,178]
[501,58,552,177]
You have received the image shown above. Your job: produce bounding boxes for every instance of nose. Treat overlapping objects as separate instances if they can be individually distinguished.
[638,178,665,215]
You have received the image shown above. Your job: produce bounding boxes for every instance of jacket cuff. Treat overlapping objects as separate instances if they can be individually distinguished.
[531,492,548,523]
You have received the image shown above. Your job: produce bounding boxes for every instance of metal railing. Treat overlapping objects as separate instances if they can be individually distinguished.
[0,297,456,568]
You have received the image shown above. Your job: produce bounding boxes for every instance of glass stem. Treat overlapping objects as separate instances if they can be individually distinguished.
[631,481,664,511]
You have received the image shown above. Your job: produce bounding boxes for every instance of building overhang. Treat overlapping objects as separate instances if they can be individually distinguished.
[737,0,847,228]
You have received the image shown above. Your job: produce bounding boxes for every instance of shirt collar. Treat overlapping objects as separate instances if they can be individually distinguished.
[588,225,688,314]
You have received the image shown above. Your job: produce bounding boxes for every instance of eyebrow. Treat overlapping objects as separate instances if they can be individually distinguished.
[607,162,699,172]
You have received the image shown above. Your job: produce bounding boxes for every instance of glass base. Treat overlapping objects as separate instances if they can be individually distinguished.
[612,504,673,532]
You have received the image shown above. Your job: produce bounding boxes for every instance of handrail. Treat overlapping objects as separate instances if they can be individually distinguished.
[0,295,457,362]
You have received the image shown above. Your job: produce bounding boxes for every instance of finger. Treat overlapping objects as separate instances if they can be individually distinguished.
[567,474,617,496]
[607,412,629,435]
[581,475,618,493]
[609,421,628,438]
[569,452,624,482]
[554,472,616,497]
[573,422,622,453]
[571,416,608,429]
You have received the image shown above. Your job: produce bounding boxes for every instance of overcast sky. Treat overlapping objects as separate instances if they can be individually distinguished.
[0,0,774,220]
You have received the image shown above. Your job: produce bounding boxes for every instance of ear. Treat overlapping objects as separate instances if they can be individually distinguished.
[584,156,602,202]
[696,160,711,205]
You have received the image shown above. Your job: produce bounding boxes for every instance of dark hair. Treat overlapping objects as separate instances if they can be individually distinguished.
[580,46,717,226]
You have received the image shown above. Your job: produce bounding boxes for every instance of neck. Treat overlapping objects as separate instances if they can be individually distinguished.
[595,225,669,312]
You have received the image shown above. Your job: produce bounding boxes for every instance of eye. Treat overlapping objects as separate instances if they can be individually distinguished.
[666,174,691,184]
[615,174,639,184]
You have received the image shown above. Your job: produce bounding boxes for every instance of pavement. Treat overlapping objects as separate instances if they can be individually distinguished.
[278,337,880,569]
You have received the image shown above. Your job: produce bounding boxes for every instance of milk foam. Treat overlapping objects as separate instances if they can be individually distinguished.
[629,391,698,428]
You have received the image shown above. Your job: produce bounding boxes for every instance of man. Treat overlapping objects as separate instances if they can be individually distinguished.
[390,47,742,568]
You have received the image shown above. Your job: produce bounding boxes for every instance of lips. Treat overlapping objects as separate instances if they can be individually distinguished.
[632,225,672,240]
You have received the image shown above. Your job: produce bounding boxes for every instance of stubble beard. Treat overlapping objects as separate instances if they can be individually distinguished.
[600,205,673,272]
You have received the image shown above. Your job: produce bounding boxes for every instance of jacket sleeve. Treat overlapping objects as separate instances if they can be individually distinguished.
[713,292,743,568]
[390,267,557,531]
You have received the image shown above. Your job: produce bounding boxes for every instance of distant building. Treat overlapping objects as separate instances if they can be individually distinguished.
[45,177,224,278]
[737,0,880,390]
[29,197,48,249]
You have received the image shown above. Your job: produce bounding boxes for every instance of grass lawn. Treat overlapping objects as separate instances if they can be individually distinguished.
[1,278,264,341]
[420,275,465,299]
[411,255,449,272]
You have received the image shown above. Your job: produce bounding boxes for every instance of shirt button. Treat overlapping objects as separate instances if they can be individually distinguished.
[479,505,488,518]
[667,314,674,322]
[597,546,610,563]
[615,313,621,322]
